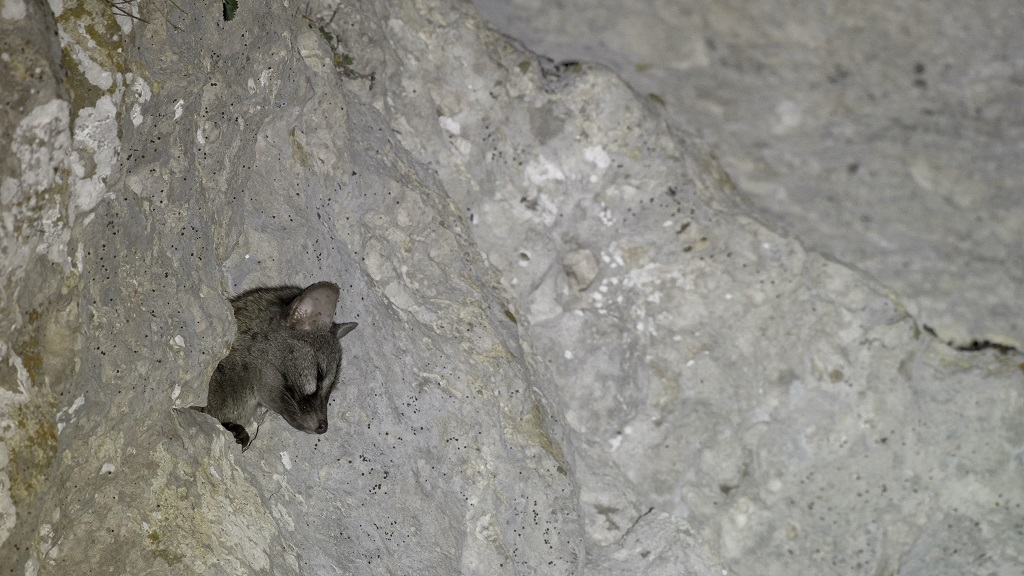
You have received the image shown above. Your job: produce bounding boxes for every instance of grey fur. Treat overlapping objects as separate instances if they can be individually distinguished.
[199,281,357,447]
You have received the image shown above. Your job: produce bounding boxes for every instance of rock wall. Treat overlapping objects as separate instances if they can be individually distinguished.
[473,0,1024,349]
[0,0,1020,575]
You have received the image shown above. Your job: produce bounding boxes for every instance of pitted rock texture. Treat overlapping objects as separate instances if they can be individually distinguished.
[1,1,1020,576]
[473,0,1024,349]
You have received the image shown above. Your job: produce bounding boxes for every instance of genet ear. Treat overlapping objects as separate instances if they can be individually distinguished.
[334,322,358,338]
[285,281,340,331]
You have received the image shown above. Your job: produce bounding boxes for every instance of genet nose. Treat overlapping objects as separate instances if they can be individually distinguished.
[315,420,328,434]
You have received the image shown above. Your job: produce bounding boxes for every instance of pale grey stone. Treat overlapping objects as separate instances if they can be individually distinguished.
[1,1,1020,576]
[472,0,1024,348]
[563,249,600,292]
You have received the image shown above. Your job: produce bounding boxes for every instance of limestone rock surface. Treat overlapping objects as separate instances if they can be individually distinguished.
[0,1,1020,576]
[473,0,1024,349]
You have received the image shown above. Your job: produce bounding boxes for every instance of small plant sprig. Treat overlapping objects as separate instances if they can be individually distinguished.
[104,0,187,32]
[301,5,376,87]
